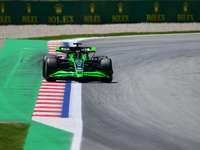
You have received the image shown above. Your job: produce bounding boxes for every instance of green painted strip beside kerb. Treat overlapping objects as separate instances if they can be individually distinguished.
[24,120,73,150]
[0,39,73,150]
[0,39,48,123]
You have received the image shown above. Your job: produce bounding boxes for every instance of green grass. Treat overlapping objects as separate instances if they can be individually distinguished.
[28,30,200,40]
[0,123,30,150]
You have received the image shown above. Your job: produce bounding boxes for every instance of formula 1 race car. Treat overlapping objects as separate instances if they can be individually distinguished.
[43,43,113,82]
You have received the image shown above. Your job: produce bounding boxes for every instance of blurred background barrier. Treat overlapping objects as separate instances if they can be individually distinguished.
[0,1,199,24]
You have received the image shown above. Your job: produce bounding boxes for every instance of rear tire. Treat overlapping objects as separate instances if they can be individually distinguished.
[99,58,113,83]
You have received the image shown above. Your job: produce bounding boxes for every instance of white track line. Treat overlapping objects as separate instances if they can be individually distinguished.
[69,82,82,150]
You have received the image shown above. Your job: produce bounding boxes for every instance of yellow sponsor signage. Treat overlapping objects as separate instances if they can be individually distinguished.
[0,3,11,23]
[84,15,101,23]
[147,2,165,22]
[0,3,5,14]
[112,15,129,22]
[178,14,194,21]
[49,16,74,23]
[54,3,63,15]
[154,2,159,13]
[0,16,11,23]
[90,3,95,14]
[48,4,74,23]
[177,2,194,21]
[183,2,188,13]
[118,3,123,14]
[26,3,31,14]
[112,3,129,22]
[147,14,165,21]
[22,16,38,23]
[84,3,101,23]
[22,3,38,23]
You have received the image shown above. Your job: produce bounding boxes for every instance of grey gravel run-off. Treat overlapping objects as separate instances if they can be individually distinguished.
[80,34,200,150]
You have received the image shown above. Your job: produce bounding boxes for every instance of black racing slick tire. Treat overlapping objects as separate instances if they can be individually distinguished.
[99,58,113,83]
[43,56,57,82]
[46,78,56,82]
[43,55,56,77]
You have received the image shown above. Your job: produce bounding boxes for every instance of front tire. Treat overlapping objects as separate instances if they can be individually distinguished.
[43,55,56,77]
[43,56,58,82]
[46,78,56,82]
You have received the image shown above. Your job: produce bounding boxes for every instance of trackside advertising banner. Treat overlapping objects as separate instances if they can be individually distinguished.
[0,1,199,24]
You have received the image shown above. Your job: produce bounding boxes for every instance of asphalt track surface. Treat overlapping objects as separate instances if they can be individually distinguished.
[80,34,200,150]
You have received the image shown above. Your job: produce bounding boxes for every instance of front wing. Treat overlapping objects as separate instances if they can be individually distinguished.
[49,70,110,80]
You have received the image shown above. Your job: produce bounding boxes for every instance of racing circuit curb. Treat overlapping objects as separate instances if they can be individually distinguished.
[30,39,84,150]
[62,81,71,118]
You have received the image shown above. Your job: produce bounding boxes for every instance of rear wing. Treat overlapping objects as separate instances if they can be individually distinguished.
[55,46,96,54]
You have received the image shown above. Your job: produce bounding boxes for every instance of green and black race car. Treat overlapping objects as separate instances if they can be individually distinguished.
[43,43,113,82]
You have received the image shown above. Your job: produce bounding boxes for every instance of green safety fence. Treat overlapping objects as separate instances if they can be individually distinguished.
[0,1,199,24]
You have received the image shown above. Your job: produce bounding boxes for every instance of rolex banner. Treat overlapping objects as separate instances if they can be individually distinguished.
[0,1,199,24]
